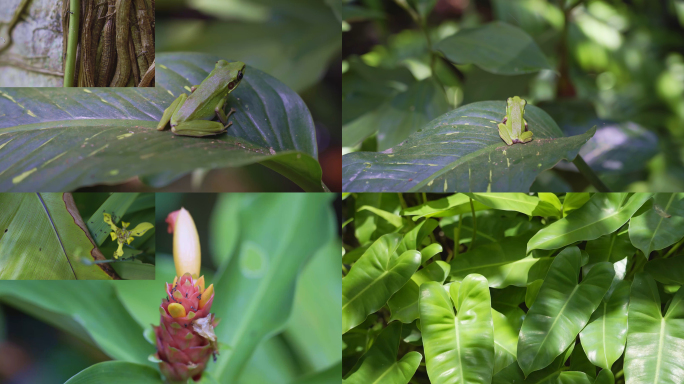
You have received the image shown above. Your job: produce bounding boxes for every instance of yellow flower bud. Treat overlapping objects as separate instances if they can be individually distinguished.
[169,208,201,278]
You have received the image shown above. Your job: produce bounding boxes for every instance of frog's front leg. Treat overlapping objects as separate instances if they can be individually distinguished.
[214,95,236,127]
[157,93,187,131]
[498,123,514,146]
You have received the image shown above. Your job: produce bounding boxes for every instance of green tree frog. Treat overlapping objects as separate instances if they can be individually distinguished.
[157,60,246,137]
[498,96,533,145]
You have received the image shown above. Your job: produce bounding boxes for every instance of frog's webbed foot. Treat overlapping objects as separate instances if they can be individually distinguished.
[498,123,513,146]
[520,130,533,143]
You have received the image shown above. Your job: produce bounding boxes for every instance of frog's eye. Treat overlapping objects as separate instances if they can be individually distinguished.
[238,71,243,81]
[228,81,236,89]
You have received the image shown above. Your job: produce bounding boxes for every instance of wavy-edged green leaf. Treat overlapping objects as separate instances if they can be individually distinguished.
[625,272,684,384]
[629,193,684,257]
[343,322,422,384]
[468,193,560,217]
[644,254,684,285]
[435,21,552,75]
[342,101,595,192]
[0,280,154,363]
[527,193,652,252]
[343,234,421,333]
[525,279,543,308]
[517,247,615,376]
[0,53,323,191]
[492,308,522,374]
[579,280,630,370]
[449,232,553,288]
[0,193,114,280]
[491,285,527,323]
[388,260,450,323]
[419,276,494,384]
[562,193,591,217]
[396,218,439,255]
[65,361,161,384]
[493,344,590,384]
[354,193,401,245]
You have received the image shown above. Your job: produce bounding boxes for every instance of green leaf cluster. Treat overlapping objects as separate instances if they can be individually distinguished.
[343,192,684,383]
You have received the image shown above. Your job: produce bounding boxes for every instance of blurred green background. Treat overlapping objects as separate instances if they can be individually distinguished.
[0,192,341,383]
[343,0,684,191]
[80,0,342,192]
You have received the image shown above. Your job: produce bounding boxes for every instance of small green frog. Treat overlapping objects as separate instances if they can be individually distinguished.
[498,96,533,145]
[157,60,246,137]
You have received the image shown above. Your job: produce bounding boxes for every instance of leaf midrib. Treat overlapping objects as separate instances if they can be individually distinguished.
[36,193,76,279]
[529,284,580,370]
[646,194,675,254]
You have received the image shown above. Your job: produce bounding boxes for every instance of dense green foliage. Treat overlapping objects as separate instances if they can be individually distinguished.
[343,0,684,192]
[343,192,684,383]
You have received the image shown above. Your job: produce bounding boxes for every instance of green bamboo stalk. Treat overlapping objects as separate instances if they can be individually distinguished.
[64,0,81,87]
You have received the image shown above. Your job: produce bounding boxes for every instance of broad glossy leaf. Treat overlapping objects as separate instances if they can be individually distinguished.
[419,276,494,384]
[208,194,336,381]
[449,232,553,288]
[0,193,114,280]
[629,193,684,257]
[585,230,635,269]
[435,22,552,75]
[468,193,560,217]
[569,341,597,380]
[343,322,422,384]
[492,308,522,374]
[644,254,684,285]
[593,369,614,384]
[65,361,161,384]
[624,273,684,384]
[442,209,544,249]
[525,279,543,308]
[0,280,154,363]
[491,285,527,323]
[388,260,450,323]
[517,247,615,376]
[343,233,421,332]
[342,101,595,192]
[396,218,439,255]
[0,53,323,191]
[494,344,591,384]
[527,193,652,252]
[579,280,630,370]
[563,193,591,217]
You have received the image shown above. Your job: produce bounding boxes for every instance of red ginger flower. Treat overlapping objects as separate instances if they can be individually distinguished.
[155,209,217,384]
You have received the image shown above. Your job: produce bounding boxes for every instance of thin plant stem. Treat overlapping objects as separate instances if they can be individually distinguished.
[469,198,477,247]
[663,237,684,259]
[64,0,80,87]
[573,154,611,192]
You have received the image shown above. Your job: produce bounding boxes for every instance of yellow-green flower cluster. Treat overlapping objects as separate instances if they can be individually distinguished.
[103,212,153,259]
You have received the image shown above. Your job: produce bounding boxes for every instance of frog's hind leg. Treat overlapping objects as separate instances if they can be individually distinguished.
[214,95,236,129]
[520,130,533,143]
[157,93,186,131]
[498,123,514,145]
[523,118,529,131]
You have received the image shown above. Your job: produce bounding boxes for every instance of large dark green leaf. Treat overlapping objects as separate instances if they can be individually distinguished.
[517,247,614,376]
[65,361,162,384]
[629,193,684,257]
[624,273,684,384]
[435,22,553,75]
[0,53,322,191]
[419,276,494,384]
[644,254,684,285]
[343,79,450,151]
[343,322,422,384]
[342,101,595,192]
[527,193,652,252]
[0,193,114,280]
